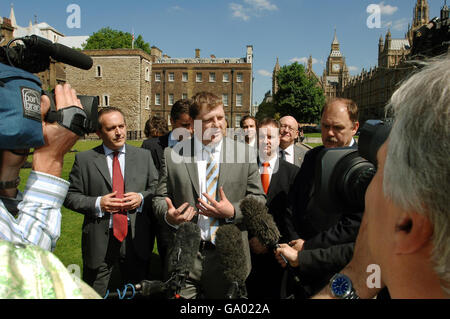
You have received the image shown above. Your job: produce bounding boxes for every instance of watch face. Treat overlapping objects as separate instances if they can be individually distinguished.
[331,275,351,298]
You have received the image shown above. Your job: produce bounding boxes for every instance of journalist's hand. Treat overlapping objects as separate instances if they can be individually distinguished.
[32,83,83,177]
[275,243,299,268]
[289,238,305,251]
[0,150,28,197]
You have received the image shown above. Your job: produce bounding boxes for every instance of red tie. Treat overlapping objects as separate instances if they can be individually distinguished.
[112,151,127,242]
[261,162,270,194]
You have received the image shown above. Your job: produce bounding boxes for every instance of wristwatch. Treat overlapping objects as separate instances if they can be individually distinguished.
[329,273,360,299]
[0,177,20,190]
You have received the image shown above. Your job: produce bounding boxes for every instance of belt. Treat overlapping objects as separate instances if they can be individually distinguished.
[199,240,215,252]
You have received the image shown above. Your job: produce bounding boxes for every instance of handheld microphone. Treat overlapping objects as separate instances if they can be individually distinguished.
[21,35,93,70]
[215,224,248,299]
[240,197,302,285]
[166,222,201,298]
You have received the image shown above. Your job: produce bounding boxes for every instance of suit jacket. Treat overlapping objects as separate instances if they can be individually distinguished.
[246,158,299,299]
[141,133,169,172]
[287,143,363,297]
[293,144,308,167]
[64,144,159,269]
[152,137,266,278]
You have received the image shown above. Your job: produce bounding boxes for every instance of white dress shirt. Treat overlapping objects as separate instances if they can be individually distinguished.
[281,143,295,165]
[258,154,279,183]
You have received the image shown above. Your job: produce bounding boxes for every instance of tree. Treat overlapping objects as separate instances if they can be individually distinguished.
[274,62,325,123]
[82,27,151,54]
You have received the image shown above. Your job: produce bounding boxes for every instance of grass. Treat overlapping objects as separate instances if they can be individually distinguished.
[18,139,146,272]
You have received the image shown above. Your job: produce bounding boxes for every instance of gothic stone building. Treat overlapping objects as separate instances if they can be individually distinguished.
[151,46,253,128]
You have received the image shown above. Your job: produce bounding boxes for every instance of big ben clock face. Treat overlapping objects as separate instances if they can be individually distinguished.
[332,63,341,72]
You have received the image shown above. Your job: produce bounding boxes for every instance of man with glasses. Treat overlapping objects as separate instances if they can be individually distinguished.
[279,116,308,167]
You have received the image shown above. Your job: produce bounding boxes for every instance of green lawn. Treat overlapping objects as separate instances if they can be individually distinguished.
[18,139,146,272]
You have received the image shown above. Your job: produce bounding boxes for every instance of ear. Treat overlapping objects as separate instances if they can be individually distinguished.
[394,211,433,255]
[352,121,360,135]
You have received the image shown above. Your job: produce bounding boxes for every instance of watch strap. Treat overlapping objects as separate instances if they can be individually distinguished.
[0,177,20,189]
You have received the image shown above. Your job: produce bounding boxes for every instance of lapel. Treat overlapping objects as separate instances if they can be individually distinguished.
[184,138,200,198]
[217,137,234,190]
[124,144,136,192]
[267,158,281,201]
[93,145,112,188]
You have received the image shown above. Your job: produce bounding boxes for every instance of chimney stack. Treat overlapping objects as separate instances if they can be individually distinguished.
[195,48,200,58]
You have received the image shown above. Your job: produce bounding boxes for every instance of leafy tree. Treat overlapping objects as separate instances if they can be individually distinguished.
[274,62,325,123]
[83,27,151,54]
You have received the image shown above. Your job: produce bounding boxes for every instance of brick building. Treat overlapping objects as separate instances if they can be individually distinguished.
[151,46,253,128]
[65,49,152,139]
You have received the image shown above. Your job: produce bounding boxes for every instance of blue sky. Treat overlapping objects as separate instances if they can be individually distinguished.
[1,0,445,105]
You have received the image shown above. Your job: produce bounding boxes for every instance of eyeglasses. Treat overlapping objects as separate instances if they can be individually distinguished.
[280,124,298,133]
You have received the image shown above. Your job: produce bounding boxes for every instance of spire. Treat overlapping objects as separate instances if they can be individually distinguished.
[332,27,339,45]
[274,57,280,71]
[9,3,17,28]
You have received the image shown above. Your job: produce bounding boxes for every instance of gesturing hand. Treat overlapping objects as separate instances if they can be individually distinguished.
[165,197,197,226]
[197,187,235,219]
[275,243,299,268]
[100,192,123,213]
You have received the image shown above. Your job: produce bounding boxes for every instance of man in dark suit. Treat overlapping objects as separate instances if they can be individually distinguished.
[279,115,308,167]
[276,98,362,298]
[64,107,158,296]
[141,99,193,276]
[141,99,193,172]
[246,118,299,299]
[152,92,266,299]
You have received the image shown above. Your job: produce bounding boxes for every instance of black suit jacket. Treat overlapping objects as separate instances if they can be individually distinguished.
[247,158,299,299]
[141,134,169,172]
[64,144,159,269]
[287,143,363,297]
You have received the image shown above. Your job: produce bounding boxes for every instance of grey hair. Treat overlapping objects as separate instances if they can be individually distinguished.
[383,54,450,294]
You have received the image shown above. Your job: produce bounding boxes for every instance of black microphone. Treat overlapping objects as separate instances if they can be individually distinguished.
[166,222,201,298]
[240,196,303,286]
[215,224,248,299]
[21,35,93,70]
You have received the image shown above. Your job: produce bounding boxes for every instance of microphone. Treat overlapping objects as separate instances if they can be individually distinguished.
[166,222,201,298]
[240,196,281,250]
[21,35,93,70]
[240,197,303,288]
[215,224,248,299]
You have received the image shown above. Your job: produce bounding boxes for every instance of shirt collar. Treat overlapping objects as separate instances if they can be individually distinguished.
[194,135,223,155]
[282,143,294,155]
[103,144,126,156]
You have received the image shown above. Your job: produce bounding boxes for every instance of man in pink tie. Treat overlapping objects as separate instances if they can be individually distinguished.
[64,107,159,297]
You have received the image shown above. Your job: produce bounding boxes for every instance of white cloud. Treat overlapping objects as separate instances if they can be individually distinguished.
[348,66,359,73]
[230,3,250,21]
[289,57,319,64]
[378,2,398,15]
[244,0,278,12]
[258,69,272,77]
[392,18,409,31]
[168,5,183,12]
[382,17,408,31]
[230,0,278,21]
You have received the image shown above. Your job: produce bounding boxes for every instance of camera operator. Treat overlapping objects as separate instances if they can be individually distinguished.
[0,83,82,252]
[275,98,362,298]
[311,55,449,299]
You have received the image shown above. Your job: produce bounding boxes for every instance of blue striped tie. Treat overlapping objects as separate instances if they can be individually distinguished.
[205,149,219,244]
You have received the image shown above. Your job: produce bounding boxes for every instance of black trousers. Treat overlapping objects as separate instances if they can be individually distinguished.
[83,226,149,297]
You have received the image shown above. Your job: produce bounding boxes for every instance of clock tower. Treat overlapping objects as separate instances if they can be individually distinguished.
[326,29,346,76]
[322,29,349,100]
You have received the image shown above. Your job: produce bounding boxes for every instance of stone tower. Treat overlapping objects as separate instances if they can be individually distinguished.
[272,57,280,95]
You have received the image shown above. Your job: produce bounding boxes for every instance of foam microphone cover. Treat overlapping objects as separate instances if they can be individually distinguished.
[215,224,248,285]
[167,222,201,276]
[240,196,281,248]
